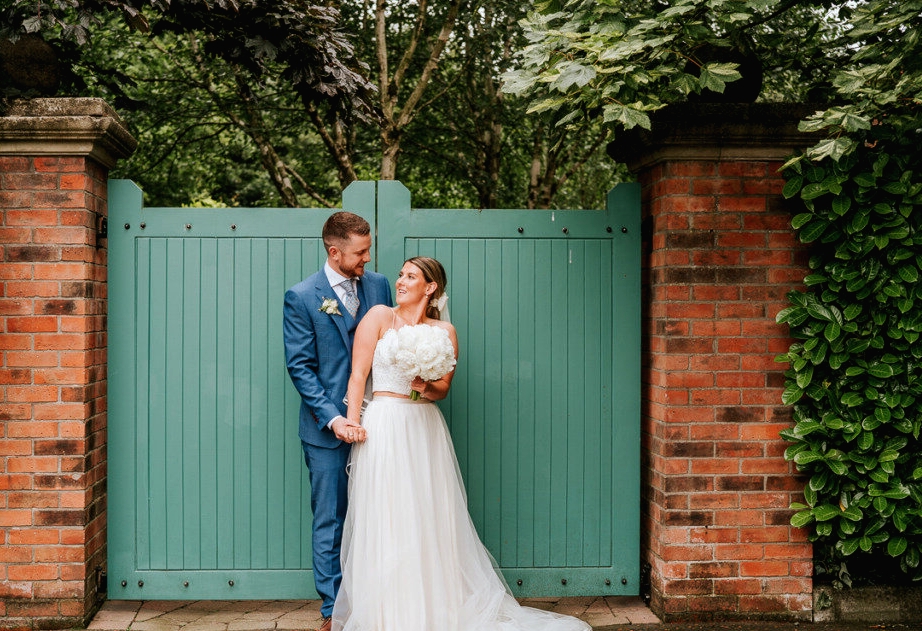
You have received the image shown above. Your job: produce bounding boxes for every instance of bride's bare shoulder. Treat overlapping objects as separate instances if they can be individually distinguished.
[358,305,393,331]
[367,304,393,318]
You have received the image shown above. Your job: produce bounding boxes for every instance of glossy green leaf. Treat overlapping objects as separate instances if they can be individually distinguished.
[869,363,895,378]
[832,195,852,216]
[800,220,830,243]
[794,450,824,466]
[814,504,841,521]
[899,265,919,283]
[801,182,829,200]
[889,537,908,556]
[791,510,814,528]
[839,537,861,555]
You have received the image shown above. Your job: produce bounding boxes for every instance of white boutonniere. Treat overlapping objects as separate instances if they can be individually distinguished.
[319,297,342,316]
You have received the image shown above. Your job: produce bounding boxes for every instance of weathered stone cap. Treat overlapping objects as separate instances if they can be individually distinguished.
[608,102,824,172]
[0,97,137,167]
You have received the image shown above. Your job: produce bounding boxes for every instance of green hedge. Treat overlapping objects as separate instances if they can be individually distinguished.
[777,132,922,579]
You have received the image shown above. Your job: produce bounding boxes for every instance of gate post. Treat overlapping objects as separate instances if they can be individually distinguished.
[0,98,136,630]
[610,103,814,621]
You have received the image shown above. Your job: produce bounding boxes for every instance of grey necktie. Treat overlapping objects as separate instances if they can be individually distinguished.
[340,279,359,317]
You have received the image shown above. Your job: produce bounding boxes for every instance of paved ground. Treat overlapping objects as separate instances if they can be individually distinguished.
[86,597,659,630]
[84,597,922,631]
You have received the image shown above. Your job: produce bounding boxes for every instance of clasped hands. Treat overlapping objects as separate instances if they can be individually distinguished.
[332,417,367,443]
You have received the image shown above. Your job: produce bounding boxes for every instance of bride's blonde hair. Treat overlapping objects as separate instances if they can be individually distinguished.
[405,256,447,320]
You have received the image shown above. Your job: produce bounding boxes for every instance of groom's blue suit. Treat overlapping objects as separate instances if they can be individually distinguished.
[283,267,391,617]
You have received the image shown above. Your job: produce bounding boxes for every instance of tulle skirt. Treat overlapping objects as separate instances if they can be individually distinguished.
[331,397,591,631]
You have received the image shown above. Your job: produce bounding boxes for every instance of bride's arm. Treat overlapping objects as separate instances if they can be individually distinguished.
[412,324,459,401]
[345,306,388,426]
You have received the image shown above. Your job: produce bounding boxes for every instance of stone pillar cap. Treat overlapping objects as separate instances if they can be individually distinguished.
[0,97,137,167]
[608,102,823,172]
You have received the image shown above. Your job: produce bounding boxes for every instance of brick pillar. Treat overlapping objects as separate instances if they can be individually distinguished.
[0,98,136,631]
[611,104,815,621]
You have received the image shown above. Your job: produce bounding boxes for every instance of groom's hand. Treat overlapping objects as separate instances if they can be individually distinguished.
[332,417,366,443]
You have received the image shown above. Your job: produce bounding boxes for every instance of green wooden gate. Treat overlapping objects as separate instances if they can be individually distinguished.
[107,179,640,601]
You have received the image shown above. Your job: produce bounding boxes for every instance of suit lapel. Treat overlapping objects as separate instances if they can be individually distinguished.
[315,275,351,348]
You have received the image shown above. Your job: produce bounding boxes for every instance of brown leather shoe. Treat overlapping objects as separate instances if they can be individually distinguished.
[318,617,332,631]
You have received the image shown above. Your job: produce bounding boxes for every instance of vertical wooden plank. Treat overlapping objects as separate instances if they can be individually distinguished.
[580,239,603,566]
[146,238,169,569]
[233,239,253,567]
[134,237,153,571]
[107,180,142,581]
[215,238,236,570]
[465,239,488,533]
[516,240,537,569]
[282,238,308,569]
[499,239,520,566]
[565,240,586,567]
[254,241,267,568]
[548,238,569,568]
[182,239,203,569]
[446,241,470,473]
[266,238,287,569]
[165,238,188,570]
[198,238,219,569]
[609,182,642,581]
[481,239,503,552]
[598,239,615,566]
[531,239,553,569]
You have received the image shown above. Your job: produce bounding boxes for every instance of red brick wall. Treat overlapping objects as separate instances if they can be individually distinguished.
[637,157,812,620]
[0,98,132,631]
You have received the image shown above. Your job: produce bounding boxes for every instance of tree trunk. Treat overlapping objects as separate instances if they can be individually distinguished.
[375,0,462,180]
[305,103,359,189]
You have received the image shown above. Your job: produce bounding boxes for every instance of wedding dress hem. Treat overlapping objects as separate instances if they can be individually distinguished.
[331,395,591,631]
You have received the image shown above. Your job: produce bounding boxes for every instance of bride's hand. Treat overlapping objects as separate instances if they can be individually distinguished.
[332,417,367,443]
[410,377,428,399]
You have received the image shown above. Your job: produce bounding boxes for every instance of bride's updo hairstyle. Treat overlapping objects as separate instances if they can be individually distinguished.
[406,256,447,320]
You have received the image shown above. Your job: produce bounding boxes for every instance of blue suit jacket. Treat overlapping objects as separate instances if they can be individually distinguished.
[283,269,392,448]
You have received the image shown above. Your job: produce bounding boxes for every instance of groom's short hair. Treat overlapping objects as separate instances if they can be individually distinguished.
[322,212,370,251]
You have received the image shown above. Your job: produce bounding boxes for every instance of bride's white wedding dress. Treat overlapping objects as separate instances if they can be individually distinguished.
[331,326,591,631]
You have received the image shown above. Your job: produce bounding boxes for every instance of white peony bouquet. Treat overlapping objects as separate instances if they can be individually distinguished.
[394,324,457,399]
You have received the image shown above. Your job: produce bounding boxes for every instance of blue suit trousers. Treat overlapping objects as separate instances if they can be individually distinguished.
[302,439,351,618]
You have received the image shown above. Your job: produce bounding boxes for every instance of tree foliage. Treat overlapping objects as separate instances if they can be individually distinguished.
[0,0,377,119]
[502,0,847,130]
[1,0,621,210]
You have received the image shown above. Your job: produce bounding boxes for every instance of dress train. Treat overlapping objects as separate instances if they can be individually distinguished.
[331,397,591,631]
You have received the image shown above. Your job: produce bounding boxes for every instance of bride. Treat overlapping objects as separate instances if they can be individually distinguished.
[332,256,591,631]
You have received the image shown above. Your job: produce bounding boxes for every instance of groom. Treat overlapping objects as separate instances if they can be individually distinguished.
[283,211,392,630]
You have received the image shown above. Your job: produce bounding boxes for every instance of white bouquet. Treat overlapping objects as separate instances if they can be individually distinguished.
[394,324,457,399]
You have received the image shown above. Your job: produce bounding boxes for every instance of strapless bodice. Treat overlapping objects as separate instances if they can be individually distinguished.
[371,329,413,395]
